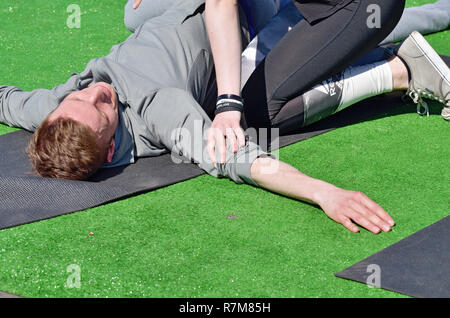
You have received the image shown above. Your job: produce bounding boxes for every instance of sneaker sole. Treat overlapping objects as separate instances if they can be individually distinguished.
[408,31,450,86]
[442,108,450,121]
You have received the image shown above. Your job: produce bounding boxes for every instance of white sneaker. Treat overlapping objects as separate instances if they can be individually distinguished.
[396,31,450,120]
[442,106,450,120]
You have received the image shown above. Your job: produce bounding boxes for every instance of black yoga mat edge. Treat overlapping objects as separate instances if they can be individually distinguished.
[334,215,450,298]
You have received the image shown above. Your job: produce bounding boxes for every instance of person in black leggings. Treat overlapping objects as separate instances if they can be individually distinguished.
[205,0,405,154]
[242,0,406,130]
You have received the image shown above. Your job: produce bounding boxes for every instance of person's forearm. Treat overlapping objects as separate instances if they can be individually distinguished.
[205,0,242,96]
[250,157,395,234]
[250,157,336,206]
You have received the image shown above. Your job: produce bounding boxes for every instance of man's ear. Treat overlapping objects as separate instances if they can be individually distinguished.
[105,138,115,163]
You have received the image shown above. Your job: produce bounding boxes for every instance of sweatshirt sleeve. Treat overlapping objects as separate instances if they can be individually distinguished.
[0,71,93,132]
[142,87,270,186]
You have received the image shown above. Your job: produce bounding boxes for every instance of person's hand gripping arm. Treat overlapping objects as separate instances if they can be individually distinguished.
[205,0,246,168]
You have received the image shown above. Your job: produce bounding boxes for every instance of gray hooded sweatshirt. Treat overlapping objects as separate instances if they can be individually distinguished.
[0,0,269,186]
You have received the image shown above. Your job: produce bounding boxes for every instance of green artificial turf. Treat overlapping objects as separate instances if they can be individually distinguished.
[0,0,448,298]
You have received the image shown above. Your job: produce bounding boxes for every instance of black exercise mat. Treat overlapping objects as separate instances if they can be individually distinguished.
[335,216,450,298]
[0,56,448,230]
[0,130,206,230]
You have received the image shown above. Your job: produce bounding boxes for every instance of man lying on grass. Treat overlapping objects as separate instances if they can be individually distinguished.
[1,0,448,235]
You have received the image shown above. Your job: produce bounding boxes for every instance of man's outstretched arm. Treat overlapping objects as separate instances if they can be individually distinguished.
[0,74,86,131]
[250,156,395,234]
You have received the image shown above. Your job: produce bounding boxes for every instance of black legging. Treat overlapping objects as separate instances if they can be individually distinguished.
[242,0,405,133]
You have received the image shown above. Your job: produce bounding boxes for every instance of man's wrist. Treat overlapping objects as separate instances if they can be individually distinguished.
[311,181,338,206]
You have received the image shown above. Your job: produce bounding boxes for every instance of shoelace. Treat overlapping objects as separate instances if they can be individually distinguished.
[404,88,446,117]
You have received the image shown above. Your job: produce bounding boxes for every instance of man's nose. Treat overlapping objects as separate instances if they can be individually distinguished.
[88,86,103,104]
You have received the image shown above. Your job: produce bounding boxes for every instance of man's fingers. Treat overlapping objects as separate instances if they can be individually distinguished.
[133,0,143,9]
[349,199,391,233]
[340,216,360,233]
[358,193,395,226]
[327,190,395,234]
[347,208,382,234]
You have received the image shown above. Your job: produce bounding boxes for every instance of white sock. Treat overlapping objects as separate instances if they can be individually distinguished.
[302,60,393,126]
[337,60,393,112]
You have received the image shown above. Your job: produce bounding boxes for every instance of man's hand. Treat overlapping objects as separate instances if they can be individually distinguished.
[317,186,395,234]
[251,157,395,235]
[133,0,143,9]
[207,111,246,167]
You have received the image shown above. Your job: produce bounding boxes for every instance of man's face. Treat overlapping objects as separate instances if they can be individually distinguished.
[49,82,119,163]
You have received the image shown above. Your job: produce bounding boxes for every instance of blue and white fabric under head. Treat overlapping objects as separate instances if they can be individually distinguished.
[239,0,293,39]
[241,1,303,89]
